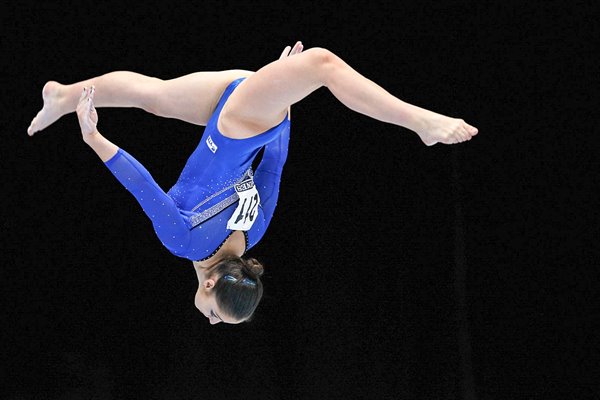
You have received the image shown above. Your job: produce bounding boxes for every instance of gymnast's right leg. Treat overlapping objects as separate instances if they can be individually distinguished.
[27,69,254,136]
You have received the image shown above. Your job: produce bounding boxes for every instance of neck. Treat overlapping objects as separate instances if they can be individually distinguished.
[193,250,234,277]
[192,231,245,273]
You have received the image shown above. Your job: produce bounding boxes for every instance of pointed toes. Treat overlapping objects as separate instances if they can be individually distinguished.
[467,124,478,135]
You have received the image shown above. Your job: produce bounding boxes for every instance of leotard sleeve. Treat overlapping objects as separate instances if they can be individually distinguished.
[104,148,191,256]
[248,123,290,248]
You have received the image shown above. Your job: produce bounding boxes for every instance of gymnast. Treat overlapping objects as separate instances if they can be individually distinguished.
[27,42,478,325]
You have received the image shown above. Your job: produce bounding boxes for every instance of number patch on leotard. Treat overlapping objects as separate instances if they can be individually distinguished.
[226,174,260,231]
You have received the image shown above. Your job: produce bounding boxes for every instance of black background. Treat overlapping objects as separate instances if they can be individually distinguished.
[2,1,598,399]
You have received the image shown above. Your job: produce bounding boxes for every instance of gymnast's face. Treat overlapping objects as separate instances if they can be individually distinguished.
[194,279,241,325]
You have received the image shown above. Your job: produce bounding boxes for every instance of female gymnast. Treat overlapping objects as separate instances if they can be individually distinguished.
[27,42,478,325]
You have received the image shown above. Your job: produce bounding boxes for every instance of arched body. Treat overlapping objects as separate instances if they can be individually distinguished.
[28,42,478,324]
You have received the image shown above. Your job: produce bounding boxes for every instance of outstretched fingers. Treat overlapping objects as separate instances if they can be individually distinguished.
[78,86,87,102]
[279,41,304,60]
[276,41,304,120]
[290,41,303,55]
[279,46,292,59]
[76,87,89,115]
[76,86,98,137]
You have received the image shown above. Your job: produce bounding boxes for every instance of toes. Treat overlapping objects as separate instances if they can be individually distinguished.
[27,119,36,136]
[454,130,469,144]
[464,122,478,136]
[457,126,468,142]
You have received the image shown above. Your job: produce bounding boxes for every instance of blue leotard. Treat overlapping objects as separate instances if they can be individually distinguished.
[103,77,290,261]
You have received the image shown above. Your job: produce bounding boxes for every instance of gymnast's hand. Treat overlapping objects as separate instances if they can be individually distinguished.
[279,41,303,118]
[76,86,99,140]
[279,41,304,60]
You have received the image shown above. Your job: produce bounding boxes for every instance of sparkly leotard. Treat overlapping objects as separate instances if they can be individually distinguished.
[103,77,290,261]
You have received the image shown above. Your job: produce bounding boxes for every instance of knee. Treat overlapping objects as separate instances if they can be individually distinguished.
[306,46,332,61]
[306,47,338,85]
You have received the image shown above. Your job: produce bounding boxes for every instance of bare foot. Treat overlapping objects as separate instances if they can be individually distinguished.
[27,81,67,136]
[416,111,478,146]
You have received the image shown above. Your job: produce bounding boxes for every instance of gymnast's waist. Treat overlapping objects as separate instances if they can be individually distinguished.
[179,168,254,228]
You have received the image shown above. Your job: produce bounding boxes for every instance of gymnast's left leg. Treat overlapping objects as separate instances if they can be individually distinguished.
[26,69,257,136]
[26,42,305,136]
[222,47,478,146]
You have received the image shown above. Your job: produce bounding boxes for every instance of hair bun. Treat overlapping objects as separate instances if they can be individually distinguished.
[243,257,264,278]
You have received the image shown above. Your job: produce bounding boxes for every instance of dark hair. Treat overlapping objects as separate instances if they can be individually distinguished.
[207,256,264,322]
